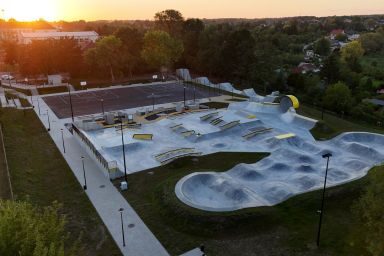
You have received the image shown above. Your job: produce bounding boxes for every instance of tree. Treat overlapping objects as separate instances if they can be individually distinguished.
[321,52,341,83]
[220,29,256,83]
[359,32,384,54]
[314,37,331,56]
[353,169,384,255]
[323,81,353,114]
[84,35,122,82]
[340,41,364,72]
[114,27,143,77]
[154,9,184,37]
[335,33,348,42]
[0,200,79,256]
[182,18,204,68]
[141,30,183,73]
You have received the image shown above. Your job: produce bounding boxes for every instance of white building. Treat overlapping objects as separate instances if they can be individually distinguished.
[0,28,57,43]
[20,31,99,44]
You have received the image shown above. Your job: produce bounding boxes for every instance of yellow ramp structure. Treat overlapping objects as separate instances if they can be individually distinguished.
[133,134,153,140]
[275,133,295,140]
[286,95,299,109]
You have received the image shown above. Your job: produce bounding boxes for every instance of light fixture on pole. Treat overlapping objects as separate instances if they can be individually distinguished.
[68,85,74,122]
[37,97,41,115]
[46,110,51,131]
[81,156,87,190]
[316,152,332,247]
[183,85,186,107]
[118,208,126,247]
[120,117,128,183]
[101,99,105,115]
[61,128,66,153]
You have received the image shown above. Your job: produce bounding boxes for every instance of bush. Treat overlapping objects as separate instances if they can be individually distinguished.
[323,81,353,114]
[0,200,80,256]
[351,102,384,124]
[353,168,384,255]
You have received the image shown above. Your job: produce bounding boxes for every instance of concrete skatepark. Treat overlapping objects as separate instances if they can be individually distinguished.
[75,91,384,212]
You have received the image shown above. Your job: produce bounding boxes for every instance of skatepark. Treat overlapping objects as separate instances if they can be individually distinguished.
[72,87,384,212]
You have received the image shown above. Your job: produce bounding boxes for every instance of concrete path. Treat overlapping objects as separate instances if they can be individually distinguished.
[31,96,169,256]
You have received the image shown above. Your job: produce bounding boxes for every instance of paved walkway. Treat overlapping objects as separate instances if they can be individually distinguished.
[31,96,169,256]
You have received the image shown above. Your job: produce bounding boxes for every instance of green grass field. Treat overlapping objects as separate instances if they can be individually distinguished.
[37,86,69,95]
[115,150,378,255]
[0,109,120,256]
[297,104,384,140]
[360,54,384,70]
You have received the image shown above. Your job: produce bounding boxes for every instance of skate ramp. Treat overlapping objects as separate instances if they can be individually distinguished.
[176,133,384,211]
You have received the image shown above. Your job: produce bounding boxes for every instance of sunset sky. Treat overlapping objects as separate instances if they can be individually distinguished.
[2,0,384,21]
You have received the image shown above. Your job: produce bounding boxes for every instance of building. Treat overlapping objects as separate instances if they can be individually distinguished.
[292,62,320,74]
[20,31,99,44]
[0,20,57,42]
[330,29,345,40]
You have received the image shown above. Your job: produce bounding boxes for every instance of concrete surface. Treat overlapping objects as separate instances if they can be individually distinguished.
[31,97,169,256]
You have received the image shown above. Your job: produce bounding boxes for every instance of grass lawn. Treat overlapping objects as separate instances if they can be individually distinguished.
[1,85,32,96]
[37,86,69,95]
[0,109,121,256]
[360,54,384,70]
[297,104,384,140]
[115,151,376,255]
[202,101,230,109]
[0,125,12,200]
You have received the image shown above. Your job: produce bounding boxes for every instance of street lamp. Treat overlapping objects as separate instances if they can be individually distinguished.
[316,152,332,247]
[68,85,74,122]
[118,208,126,247]
[120,117,128,183]
[193,85,196,103]
[183,85,186,107]
[46,110,51,131]
[101,99,105,115]
[61,128,66,153]
[37,97,41,115]
[81,156,87,190]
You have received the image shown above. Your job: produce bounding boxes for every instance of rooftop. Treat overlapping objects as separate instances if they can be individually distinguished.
[21,31,99,38]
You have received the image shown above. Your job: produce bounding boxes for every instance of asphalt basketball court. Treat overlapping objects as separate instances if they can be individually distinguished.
[43,82,219,119]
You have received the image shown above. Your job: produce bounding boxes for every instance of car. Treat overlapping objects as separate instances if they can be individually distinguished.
[1,74,14,80]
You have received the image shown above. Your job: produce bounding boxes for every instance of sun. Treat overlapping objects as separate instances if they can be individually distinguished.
[3,0,58,21]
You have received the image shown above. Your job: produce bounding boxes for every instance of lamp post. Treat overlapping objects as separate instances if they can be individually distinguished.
[46,110,51,131]
[68,85,74,122]
[61,128,66,153]
[120,117,128,183]
[151,93,155,111]
[37,97,41,115]
[81,156,87,190]
[118,208,126,247]
[183,85,186,107]
[193,85,196,103]
[101,99,105,115]
[316,152,332,247]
